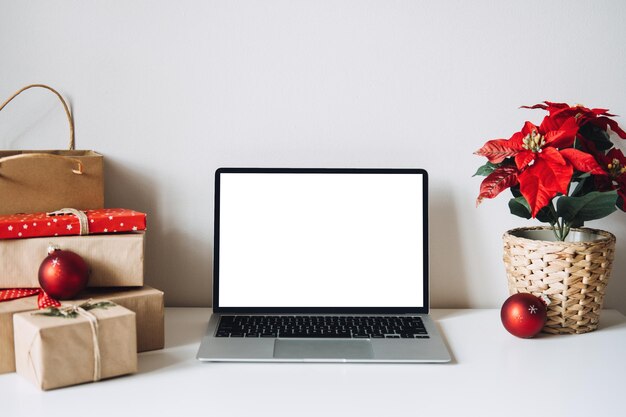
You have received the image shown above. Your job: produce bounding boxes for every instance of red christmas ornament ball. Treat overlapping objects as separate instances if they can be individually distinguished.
[38,249,89,300]
[500,293,547,338]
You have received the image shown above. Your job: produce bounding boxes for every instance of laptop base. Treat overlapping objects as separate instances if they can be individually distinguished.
[197,313,451,363]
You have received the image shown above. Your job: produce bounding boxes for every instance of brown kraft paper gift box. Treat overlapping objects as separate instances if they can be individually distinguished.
[0,232,145,288]
[0,286,164,374]
[13,302,137,390]
[79,286,165,353]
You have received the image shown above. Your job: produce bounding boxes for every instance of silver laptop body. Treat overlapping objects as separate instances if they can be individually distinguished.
[197,168,451,363]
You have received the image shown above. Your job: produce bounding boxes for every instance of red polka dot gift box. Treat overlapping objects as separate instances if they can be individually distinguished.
[0,208,146,239]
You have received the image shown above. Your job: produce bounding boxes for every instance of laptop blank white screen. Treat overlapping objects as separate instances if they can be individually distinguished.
[217,172,425,308]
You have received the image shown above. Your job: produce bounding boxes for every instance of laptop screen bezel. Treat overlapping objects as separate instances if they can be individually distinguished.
[212,167,429,314]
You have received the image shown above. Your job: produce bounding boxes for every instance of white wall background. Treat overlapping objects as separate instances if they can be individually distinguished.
[1,0,625,311]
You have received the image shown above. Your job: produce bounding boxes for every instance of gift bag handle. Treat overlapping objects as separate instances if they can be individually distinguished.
[0,152,83,174]
[0,84,75,150]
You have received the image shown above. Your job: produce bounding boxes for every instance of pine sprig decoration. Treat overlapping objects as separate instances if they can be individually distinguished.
[34,300,117,319]
[36,307,79,319]
[83,301,116,311]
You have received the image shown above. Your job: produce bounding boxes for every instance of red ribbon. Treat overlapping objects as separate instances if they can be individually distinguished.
[0,288,61,309]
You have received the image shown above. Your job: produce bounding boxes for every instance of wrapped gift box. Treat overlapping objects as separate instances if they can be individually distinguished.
[0,286,164,374]
[80,286,165,353]
[0,232,145,288]
[0,296,37,374]
[0,208,146,240]
[13,302,137,390]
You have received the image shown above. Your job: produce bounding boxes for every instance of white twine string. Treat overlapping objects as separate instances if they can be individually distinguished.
[46,208,90,235]
[53,303,102,382]
[76,307,101,381]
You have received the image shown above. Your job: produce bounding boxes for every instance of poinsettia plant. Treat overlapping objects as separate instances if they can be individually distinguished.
[474,101,626,241]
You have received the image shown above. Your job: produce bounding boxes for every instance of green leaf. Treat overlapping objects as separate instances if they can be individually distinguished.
[570,175,594,197]
[510,184,522,198]
[573,137,583,150]
[536,203,558,224]
[574,172,591,180]
[556,191,618,224]
[35,307,78,319]
[508,197,532,219]
[509,196,558,224]
[82,301,116,311]
[473,161,499,177]
[33,301,117,319]
[569,218,584,228]
[579,124,614,151]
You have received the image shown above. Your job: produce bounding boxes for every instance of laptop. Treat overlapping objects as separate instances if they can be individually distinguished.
[196,168,451,363]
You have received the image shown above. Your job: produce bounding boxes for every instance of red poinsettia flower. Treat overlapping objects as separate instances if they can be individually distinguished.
[595,148,626,210]
[475,163,519,207]
[475,101,626,241]
[475,116,605,217]
[523,101,626,139]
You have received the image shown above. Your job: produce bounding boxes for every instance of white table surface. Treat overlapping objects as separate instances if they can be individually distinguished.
[2,308,625,417]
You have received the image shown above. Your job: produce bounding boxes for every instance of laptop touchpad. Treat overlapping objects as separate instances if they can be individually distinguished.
[274,339,374,360]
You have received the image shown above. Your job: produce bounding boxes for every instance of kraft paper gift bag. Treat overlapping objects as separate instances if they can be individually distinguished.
[0,84,104,215]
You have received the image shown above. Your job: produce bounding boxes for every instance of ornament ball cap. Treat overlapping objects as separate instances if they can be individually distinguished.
[47,244,60,255]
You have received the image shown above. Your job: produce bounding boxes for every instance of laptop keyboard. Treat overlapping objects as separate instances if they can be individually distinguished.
[215,315,429,339]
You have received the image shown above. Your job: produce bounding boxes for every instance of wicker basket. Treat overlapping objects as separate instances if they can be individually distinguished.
[503,227,616,335]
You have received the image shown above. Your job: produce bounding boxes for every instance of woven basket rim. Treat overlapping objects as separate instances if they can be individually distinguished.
[503,226,616,247]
